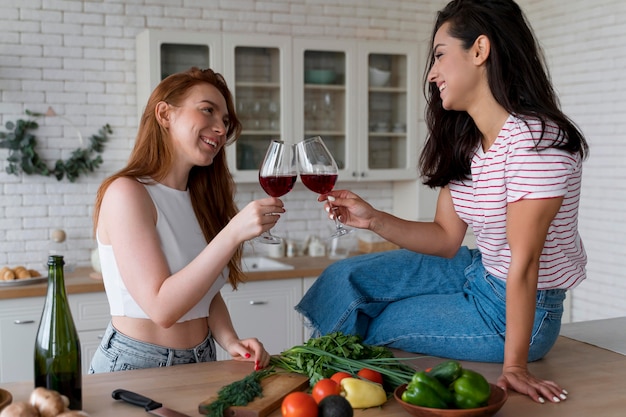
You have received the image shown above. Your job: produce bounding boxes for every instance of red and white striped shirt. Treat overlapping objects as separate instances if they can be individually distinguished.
[449,115,586,290]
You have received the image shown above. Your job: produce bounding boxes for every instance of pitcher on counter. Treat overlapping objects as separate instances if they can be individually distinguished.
[90,67,277,373]
[297,0,588,405]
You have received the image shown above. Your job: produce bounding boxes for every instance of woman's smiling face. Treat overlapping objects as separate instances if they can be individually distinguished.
[427,22,484,112]
[166,82,230,168]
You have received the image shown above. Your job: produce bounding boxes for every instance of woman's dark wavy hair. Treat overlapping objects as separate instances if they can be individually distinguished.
[94,67,246,289]
[420,0,588,188]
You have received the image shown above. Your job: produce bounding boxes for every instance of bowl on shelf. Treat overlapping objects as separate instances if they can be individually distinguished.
[394,383,507,417]
[305,69,336,84]
[369,67,391,87]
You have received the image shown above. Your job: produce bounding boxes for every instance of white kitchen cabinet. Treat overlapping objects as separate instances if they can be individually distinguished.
[293,39,420,181]
[135,29,223,120]
[136,30,421,183]
[0,292,110,383]
[216,277,318,361]
[355,41,421,181]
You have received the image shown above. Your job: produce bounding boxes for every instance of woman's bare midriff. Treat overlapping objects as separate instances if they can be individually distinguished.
[111,315,210,349]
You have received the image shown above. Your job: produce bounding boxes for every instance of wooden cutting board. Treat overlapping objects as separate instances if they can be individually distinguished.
[198,372,309,417]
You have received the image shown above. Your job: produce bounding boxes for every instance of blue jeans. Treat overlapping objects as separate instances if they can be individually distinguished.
[295,248,565,362]
[88,322,216,373]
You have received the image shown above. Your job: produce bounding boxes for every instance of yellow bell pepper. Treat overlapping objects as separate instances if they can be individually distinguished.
[340,377,387,408]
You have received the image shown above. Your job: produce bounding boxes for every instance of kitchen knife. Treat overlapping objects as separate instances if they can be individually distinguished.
[113,388,191,417]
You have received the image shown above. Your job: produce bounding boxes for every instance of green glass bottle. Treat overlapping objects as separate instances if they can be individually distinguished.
[34,255,82,410]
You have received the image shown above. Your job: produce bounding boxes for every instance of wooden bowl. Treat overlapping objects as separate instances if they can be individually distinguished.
[394,383,507,417]
[0,388,13,412]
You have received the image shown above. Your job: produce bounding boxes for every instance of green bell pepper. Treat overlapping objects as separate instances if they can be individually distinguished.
[451,369,491,409]
[409,371,454,405]
[426,360,463,386]
[402,381,449,409]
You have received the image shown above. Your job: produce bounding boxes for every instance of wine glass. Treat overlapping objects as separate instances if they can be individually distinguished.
[296,136,352,239]
[257,140,297,244]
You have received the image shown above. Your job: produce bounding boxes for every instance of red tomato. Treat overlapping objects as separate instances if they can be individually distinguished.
[312,378,341,404]
[357,368,384,385]
[281,391,318,417]
[330,371,352,385]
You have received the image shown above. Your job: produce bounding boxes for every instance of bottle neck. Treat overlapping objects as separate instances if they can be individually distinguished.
[47,255,67,298]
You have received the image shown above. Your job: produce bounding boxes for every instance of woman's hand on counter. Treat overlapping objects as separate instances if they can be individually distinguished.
[227,337,271,370]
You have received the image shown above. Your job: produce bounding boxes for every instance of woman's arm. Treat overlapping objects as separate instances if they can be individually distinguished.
[98,177,284,327]
[207,293,270,369]
[499,196,567,403]
[322,186,468,258]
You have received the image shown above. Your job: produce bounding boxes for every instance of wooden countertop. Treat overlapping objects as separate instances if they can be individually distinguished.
[1,335,625,417]
[0,256,334,300]
[0,267,105,299]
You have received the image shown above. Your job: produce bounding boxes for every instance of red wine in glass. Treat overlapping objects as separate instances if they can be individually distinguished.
[259,175,297,197]
[299,173,337,194]
[296,136,352,239]
[257,140,297,244]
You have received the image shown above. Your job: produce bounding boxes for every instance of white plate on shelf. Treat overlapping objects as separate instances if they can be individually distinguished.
[0,276,47,287]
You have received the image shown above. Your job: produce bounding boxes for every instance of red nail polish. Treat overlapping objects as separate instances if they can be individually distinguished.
[245,353,251,358]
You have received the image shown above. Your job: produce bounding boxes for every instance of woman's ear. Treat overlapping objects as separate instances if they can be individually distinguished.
[472,35,491,65]
[155,101,171,128]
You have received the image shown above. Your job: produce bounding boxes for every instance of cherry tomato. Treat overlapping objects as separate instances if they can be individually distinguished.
[312,378,341,404]
[281,391,318,417]
[357,368,384,385]
[330,371,352,385]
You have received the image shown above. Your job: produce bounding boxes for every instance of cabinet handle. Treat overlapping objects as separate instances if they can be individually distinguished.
[14,319,35,324]
[249,301,267,305]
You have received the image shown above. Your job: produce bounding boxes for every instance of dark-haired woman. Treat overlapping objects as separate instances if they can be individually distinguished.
[90,67,279,373]
[296,0,588,404]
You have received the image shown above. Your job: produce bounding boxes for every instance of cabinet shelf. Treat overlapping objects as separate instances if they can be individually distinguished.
[304,84,346,91]
[235,81,281,89]
[368,86,407,93]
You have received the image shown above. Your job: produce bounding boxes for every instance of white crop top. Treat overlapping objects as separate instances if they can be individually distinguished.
[97,180,227,322]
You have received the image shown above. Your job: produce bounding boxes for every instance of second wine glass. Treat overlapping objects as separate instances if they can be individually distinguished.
[257,140,297,244]
[296,136,352,239]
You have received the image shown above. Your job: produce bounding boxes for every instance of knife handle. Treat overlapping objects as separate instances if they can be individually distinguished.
[112,388,162,411]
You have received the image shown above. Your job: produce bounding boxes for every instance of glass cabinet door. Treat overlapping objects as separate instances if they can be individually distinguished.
[293,39,356,178]
[223,35,292,181]
[303,50,346,170]
[135,30,223,120]
[358,42,419,181]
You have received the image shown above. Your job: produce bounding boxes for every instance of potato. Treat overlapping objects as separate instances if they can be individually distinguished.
[0,402,40,417]
[30,388,65,417]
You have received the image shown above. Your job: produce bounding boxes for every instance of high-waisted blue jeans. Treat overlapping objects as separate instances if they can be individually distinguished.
[295,248,566,362]
[89,322,216,373]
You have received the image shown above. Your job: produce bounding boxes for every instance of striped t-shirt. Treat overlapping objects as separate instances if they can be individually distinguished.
[449,115,586,290]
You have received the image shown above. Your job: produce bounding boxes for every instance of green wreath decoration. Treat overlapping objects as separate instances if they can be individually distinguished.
[0,109,112,182]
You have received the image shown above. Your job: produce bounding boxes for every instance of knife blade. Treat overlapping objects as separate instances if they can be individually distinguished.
[112,388,191,417]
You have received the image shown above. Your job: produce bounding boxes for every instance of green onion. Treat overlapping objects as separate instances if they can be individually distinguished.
[269,332,424,390]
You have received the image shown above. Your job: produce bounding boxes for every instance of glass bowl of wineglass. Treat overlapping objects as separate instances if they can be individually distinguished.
[296,136,352,239]
[258,139,297,244]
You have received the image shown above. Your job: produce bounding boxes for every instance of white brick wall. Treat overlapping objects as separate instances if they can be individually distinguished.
[0,0,433,268]
[2,0,623,322]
